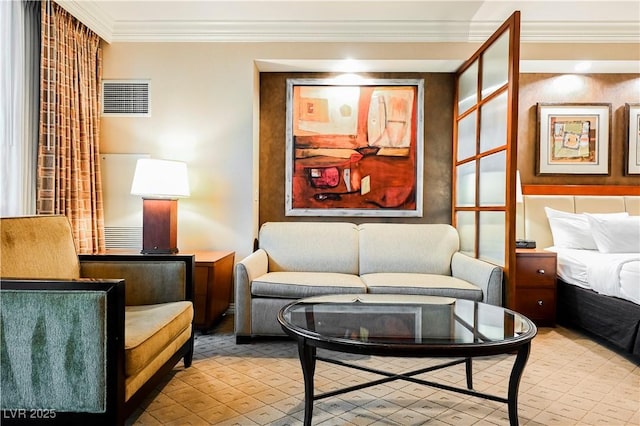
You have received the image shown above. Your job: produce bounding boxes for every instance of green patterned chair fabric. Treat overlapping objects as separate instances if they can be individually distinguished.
[1,290,108,412]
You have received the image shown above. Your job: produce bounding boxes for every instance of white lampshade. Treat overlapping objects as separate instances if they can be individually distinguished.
[131,159,190,199]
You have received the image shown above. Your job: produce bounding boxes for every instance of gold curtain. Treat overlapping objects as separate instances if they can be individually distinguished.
[37,1,105,254]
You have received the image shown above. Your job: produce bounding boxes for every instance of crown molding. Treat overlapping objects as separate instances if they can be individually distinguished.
[110,20,473,43]
[254,59,466,73]
[517,22,640,43]
[56,0,114,42]
[56,1,639,44]
[109,20,640,43]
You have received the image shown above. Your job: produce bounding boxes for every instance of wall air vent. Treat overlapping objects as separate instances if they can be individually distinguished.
[102,80,150,116]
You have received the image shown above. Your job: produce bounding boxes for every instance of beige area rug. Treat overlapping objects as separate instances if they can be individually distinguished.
[127,314,639,425]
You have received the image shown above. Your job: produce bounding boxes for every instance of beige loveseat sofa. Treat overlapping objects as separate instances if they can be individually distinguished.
[0,216,195,425]
[235,222,503,342]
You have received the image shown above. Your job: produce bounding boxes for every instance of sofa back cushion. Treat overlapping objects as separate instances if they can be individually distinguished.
[1,215,80,279]
[259,222,359,274]
[359,223,459,275]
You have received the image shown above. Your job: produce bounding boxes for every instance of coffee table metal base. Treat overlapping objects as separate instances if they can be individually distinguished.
[296,339,531,426]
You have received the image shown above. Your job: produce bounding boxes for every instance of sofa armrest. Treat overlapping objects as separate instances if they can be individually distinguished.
[234,249,268,338]
[0,278,125,424]
[451,252,503,306]
[79,254,195,306]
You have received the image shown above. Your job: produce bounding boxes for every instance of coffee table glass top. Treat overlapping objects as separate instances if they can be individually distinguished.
[279,294,536,348]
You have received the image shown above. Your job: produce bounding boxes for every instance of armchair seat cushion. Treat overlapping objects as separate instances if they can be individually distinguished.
[124,301,193,377]
[361,273,483,301]
[251,272,367,298]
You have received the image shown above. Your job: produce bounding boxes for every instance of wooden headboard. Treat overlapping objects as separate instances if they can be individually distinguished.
[519,185,640,249]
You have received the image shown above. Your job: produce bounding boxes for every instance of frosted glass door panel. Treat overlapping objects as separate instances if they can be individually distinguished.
[456,161,476,207]
[479,152,506,207]
[456,211,476,257]
[479,211,505,266]
[481,31,509,99]
[479,92,507,152]
[458,60,478,115]
[457,111,477,161]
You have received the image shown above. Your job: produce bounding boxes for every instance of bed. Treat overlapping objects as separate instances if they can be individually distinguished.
[520,191,640,358]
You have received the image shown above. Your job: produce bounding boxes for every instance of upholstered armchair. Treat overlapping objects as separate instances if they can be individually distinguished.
[0,216,195,425]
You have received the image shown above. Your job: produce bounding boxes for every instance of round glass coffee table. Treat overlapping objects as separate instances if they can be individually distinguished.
[278,294,537,426]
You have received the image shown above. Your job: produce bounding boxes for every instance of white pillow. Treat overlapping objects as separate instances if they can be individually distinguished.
[544,207,629,250]
[585,214,640,253]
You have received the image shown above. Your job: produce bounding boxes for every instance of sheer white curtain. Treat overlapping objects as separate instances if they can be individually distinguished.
[0,0,39,216]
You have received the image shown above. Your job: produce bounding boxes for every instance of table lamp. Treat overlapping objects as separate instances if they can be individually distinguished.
[131,159,190,254]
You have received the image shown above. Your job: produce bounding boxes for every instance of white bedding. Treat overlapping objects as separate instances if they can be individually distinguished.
[549,247,640,305]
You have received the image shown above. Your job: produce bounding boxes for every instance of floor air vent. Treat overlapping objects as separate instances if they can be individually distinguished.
[102,80,150,116]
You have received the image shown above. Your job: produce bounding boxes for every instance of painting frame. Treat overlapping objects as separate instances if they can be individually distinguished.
[536,103,611,175]
[625,103,640,175]
[285,78,424,217]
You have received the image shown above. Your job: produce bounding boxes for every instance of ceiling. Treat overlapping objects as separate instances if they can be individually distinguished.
[57,0,640,73]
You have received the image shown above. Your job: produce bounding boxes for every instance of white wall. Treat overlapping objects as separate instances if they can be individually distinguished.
[100,41,639,261]
[100,42,480,260]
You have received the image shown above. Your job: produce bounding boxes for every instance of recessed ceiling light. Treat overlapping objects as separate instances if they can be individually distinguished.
[553,74,585,93]
[574,61,592,72]
[330,73,365,85]
[334,58,361,73]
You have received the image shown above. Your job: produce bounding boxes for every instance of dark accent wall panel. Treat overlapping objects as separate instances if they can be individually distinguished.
[518,73,640,185]
[259,72,455,226]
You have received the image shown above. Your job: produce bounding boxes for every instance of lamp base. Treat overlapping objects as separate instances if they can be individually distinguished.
[141,198,179,254]
[141,247,179,254]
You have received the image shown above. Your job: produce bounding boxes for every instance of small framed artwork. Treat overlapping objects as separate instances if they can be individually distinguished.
[536,103,611,175]
[625,103,640,175]
[285,78,424,217]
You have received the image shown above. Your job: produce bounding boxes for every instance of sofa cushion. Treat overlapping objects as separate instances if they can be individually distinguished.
[361,273,483,301]
[359,224,459,275]
[124,301,193,377]
[259,222,359,274]
[251,272,366,298]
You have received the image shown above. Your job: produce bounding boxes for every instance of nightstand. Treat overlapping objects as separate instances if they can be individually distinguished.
[192,251,235,331]
[514,248,557,327]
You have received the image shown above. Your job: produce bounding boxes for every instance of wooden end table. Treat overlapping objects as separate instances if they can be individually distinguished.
[192,250,235,331]
[514,248,557,327]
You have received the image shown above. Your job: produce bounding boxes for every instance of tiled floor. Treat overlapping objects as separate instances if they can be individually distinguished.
[128,314,639,425]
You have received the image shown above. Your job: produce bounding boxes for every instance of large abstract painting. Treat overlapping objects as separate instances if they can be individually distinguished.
[285,78,424,216]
